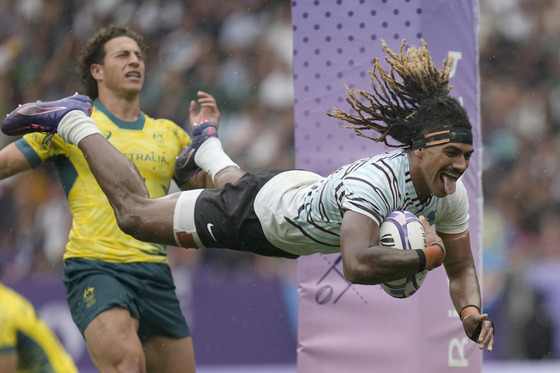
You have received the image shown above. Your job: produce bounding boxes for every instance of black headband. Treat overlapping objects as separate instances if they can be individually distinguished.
[411,127,473,149]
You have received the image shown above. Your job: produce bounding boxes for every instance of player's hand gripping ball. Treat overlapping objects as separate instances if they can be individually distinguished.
[379,211,427,298]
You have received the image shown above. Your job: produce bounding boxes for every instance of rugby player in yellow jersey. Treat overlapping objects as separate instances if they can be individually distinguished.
[0,25,218,373]
[0,282,78,373]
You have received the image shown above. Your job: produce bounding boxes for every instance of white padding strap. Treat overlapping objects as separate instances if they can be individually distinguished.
[173,190,204,248]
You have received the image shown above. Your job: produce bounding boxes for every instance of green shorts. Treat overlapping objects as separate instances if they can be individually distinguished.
[63,258,190,340]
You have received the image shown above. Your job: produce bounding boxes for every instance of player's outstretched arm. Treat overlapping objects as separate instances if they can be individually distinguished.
[0,142,33,179]
[442,231,495,351]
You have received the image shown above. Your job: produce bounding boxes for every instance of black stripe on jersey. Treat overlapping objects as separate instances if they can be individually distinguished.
[402,176,415,209]
[410,193,432,209]
[298,180,326,217]
[402,197,416,211]
[373,160,401,209]
[297,185,318,216]
[345,176,392,213]
[346,198,384,224]
[297,202,306,216]
[317,185,329,222]
[384,151,406,161]
[306,180,345,224]
[293,190,341,235]
[334,182,345,210]
[380,152,415,211]
[421,195,434,208]
[341,158,370,177]
[284,217,340,247]
[345,152,405,210]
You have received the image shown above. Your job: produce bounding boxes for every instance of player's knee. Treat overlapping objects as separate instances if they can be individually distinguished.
[108,349,145,373]
[90,339,146,373]
[115,355,145,373]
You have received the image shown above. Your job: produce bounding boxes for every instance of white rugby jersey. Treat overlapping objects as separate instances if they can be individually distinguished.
[254,149,469,256]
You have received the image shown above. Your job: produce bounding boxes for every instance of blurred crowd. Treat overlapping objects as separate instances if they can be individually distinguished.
[0,0,558,362]
[479,0,560,360]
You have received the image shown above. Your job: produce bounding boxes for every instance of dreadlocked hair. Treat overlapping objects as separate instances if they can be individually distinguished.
[328,39,471,148]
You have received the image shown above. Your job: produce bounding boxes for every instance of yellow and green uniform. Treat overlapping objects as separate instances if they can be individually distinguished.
[0,283,78,373]
[15,99,193,338]
[15,99,191,263]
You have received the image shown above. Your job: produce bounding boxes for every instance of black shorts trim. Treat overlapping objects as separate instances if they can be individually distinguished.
[194,169,299,259]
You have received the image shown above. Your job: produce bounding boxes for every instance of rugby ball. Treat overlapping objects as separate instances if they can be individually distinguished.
[379,211,427,298]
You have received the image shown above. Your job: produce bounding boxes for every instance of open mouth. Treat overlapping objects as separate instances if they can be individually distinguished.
[125,72,141,78]
[440,170,461,195]
[442,170,461,181]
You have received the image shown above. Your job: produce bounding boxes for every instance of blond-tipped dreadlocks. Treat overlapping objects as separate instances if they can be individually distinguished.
[328,39,471,149]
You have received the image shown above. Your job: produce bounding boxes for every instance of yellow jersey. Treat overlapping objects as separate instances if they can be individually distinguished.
[0,283,78,373]
[15,99,191,263]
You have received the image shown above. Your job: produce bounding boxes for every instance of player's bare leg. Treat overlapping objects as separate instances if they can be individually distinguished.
[213,166,246,188]
[84,308,146,373]
[143,336,195,373]
[77,133,180,246]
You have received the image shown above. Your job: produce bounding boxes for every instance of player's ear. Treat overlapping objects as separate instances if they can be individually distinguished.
[90,64,103,81]
[412,147,424,159]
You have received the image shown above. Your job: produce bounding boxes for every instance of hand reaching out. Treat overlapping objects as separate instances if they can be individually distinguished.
[189,91,220,128]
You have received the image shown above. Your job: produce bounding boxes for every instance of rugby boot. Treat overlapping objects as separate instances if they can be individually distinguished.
[1,93,93,136]
[174,120,218,183]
